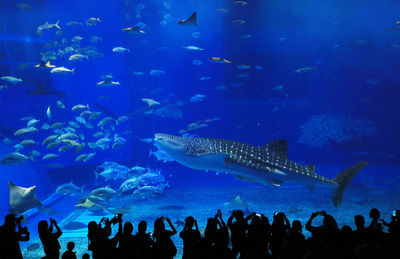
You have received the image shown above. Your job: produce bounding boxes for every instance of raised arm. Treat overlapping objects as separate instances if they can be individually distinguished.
[165,218,177,235]
[50,218,62,238]
[305,212,319,232]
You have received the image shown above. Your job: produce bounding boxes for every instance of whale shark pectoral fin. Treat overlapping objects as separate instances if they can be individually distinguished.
[234,175,258,183]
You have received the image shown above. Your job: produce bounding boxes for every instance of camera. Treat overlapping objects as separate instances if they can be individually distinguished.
[15,215,24,225]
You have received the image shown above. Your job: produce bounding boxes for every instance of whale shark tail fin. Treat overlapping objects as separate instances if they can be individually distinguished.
[332,161,369,208]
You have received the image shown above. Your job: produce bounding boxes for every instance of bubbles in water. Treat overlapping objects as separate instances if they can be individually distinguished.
[192,32,201,39]
[192,59,203,65]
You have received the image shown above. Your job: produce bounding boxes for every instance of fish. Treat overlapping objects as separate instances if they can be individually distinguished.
[75,143,86,154]
[234,1,247,5]
[42,135,59,145]
[27,119,40,127]
[46,106,51,121]
[20,140,36,146]
[1,76,23,84]
[95,137,112,150]
[142,98,160,107]
[177,11,199,26]
[96,78,120,87]
[69,54,88,61]
[153,133,369,207]
[37,21,61,32]
[67,21,83,26]
[149,148,174,163]
[34,61,56,69]
[190,94,206,102]
[1,152,32,165]
[14,127,37,136]
[364,78,381,86]
[50,67,75,74]
[182,45,204,51]
[122,26,145,34]
[273,85,284,91]
[294,66,316,73]
[56,181,84,196]
[86,17,100,26]
[72,104,89,111]
[8,181,42,214]
[75,116,87,124]
[90,35,102,43]
[42,153,59,160]
[237,64,251,70]
[97,117,116,128]
[71,36,84,42]
[208,57,232,63]
[60,139,80,146]
[232,20,246,24]
[50,122,63,129]
[56,100,65,109]
[112,47,130,53]
[90,187,117,201]
[149,69,165,76]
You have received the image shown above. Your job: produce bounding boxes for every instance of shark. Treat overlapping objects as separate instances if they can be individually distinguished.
[153,133,369,207]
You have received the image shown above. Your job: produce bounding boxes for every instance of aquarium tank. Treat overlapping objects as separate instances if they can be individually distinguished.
[0,0,399,258]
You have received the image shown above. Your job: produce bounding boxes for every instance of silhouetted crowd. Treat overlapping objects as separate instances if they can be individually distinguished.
[1,208,400,259]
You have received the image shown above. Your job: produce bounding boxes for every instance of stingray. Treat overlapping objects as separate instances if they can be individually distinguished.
[64,221,87,230]
[8,181,42,214]
[177,12,199,26]
[26,78,67,98]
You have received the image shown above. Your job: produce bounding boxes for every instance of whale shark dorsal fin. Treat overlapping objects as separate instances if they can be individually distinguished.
[262,139,287,157]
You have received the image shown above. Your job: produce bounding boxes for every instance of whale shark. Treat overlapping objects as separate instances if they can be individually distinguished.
[154,133,369,207]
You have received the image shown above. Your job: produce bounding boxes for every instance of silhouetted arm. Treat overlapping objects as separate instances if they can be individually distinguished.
[305,212,319,232]
[194,219,199,231]
[51,219,62,238]
[165,218,177,235]
[227,212,235,229]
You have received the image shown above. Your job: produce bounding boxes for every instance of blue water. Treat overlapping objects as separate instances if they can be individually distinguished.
[0,0,399,257]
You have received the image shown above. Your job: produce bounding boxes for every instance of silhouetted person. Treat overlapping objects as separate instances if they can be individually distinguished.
[367,208,383,233]
[82,253,90,259]
[87,215,122,259]
[245,213,271,259]
[0,214,29,259]
[282,220,305,259]
[199,217,218,258]
[305,211,341,259]
[180,216,200,259]
[38,218,62,259]
[214,210,232,259]
[152,217,177,259]
[270,212,290,259]
[227,210,247,258]
[135,220,154,258]
[118,222,136,258]
[62,241,77,259]
[353,215,367,246]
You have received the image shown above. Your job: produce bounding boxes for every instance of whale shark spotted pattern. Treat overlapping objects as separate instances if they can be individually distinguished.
[154,133,369,207]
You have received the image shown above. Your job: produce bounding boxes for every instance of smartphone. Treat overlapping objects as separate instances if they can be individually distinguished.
[393,211,397,217]
[255,214,261,217]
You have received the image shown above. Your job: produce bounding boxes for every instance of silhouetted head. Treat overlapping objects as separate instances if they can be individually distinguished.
[323,215,338,229]
[82,253,90,259]
[354,215,365,227]
[124,222,133,235]
[38,220,49,236]
[341,225,352,234]
[235,210,244,220]
[369,208,380,219]
[67,241,75,251]
[3,214,17,230]
[138,220,147,233]
[205,217,217,239]
[185,216,194,228]
[154,218,165,237]
[88,221,97,234]
[292,220,302,233]
[273,212,285,225]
